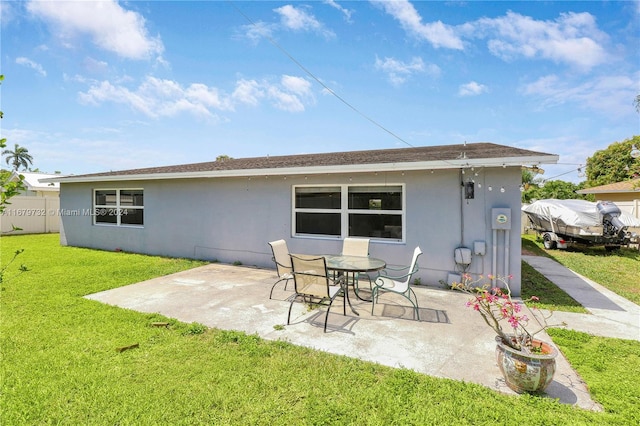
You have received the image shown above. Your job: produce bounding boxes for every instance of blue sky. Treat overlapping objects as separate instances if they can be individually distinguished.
[1,1,639,182]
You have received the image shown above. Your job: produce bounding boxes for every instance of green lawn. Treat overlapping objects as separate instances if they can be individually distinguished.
[1,234,638,424]
[522,233,640,305]
[521,260,588,313]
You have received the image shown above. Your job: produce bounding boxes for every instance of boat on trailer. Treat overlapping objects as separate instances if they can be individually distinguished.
[522,199,640,250]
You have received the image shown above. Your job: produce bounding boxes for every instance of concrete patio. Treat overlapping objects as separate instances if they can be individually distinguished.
[85,262,601,411]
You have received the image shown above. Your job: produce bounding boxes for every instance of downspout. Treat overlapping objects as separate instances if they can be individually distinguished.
[505,229,510,280]
[492,229,497,286]
[460,169,465,247]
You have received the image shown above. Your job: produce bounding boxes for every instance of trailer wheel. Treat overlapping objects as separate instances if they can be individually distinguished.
[543,234,557,250]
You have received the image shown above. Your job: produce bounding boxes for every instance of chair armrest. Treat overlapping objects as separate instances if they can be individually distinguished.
[330,274,346,286]
[378,266,410,275]
[272,257,292,270]
[375,265,418,281]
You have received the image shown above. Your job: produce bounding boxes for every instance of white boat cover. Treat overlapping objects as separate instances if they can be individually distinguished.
[522,199,640,228]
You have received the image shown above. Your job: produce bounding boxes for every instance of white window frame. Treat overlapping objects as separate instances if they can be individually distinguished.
[93,188,144,227]
[292,184,405,242]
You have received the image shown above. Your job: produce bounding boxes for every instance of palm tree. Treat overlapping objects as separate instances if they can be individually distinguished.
[2,143,34,171]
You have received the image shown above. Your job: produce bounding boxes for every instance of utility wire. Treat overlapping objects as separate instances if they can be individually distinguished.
[228,1,414,148]
[542,165,585,181]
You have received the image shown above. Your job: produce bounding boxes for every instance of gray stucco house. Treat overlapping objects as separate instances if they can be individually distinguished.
[46,142,558,296]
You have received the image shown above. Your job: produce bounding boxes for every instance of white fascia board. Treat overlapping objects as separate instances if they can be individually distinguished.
[43,154,558,184]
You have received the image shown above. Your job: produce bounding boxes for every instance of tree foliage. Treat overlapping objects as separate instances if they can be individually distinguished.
[585,136,640,188]
[521,178,585,203]
[2,143,34,171]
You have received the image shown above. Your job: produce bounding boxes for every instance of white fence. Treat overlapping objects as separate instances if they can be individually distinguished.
[1,196,60,234]
[613,200,640,219]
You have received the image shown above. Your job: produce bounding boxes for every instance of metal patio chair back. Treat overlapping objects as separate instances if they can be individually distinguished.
[341,237,370,256]
[267,239,293,299]
[341,237,372,289]
[371,246,423,320]
[288,254,345,332]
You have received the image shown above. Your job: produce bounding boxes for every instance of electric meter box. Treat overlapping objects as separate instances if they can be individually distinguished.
[491,208,512,230]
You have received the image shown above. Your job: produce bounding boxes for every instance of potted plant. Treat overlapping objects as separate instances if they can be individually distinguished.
[451,274,562,393]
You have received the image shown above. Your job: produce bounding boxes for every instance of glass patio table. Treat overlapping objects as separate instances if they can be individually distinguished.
[323,255,386,315]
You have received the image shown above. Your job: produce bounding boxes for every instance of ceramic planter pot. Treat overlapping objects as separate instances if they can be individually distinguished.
[495,335,558,393]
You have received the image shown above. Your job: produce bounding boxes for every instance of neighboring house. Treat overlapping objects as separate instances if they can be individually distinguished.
[1,172,61,234]
[577,179,640,219]
[9,171,60,197]
[44,143,558,296]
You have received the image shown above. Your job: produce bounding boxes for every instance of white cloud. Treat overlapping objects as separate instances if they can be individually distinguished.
[324,0,354,23]
[185,84,234,110]
[469,11,608,70]
[79,77,231,119]
[375,56,438,86]
[240,21,276,44]
[26,0,164,60]
[274,4,335,39]
[77,74,315,117]
[521,72,638,117]
[267,87,306,113]
[232,79,265,106]
[371,0,463,49]
[238,4,335,42]
[374,3,610,69]
[15,57,47,76]
[458,81,488,97]
[281,75,313,96]
[266,75,315,112]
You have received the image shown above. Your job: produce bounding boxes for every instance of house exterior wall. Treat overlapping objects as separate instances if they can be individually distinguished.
[59,166,524,294]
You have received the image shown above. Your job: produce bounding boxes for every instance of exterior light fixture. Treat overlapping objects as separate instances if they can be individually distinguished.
[464,181,475,199]
[631,144,640,159]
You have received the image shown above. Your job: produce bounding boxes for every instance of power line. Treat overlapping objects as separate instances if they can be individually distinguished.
[227,1,414,148]
[542,165,585,181]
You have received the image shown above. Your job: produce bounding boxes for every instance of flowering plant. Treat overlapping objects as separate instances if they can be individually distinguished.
[451,274,558,354]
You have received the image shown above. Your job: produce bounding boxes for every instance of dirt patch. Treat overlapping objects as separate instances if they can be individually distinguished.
[522,247,539,256]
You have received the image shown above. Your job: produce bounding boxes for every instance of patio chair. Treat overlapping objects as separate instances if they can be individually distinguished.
[371,246,423,320]
[341,237,372,290]
[288,254,346,332]
[342,237,370,257]
[268,239,293,299]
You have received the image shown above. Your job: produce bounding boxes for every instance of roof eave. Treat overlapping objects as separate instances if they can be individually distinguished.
[577,189,640,194]
[43,154,559,184]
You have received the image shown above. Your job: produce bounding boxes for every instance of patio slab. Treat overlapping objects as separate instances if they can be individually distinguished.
[85,263,601,411]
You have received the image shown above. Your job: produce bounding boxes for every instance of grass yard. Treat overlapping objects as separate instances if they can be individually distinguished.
[1,234,639,424]
[522,234,640,305]
[520,260,588,313]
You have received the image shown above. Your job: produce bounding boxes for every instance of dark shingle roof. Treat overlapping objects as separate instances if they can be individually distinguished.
[59,143,555,181]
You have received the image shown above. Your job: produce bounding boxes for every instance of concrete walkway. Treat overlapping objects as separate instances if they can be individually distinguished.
[522,255,640,342]
[85,261,610,412]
